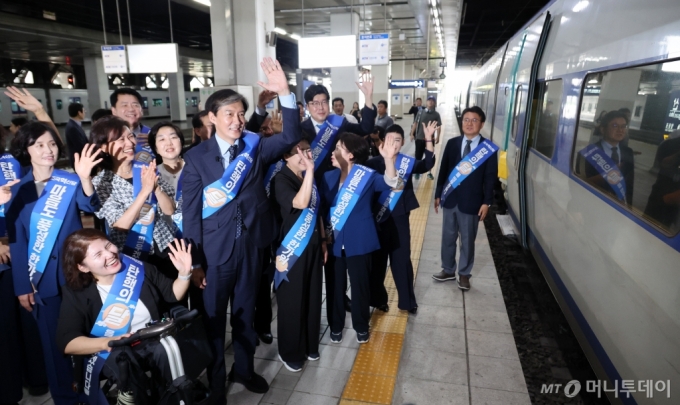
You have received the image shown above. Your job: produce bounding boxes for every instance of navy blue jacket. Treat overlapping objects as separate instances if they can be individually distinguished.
[435,136,497,215]
[65,119,88,167]
[302,105,377,177]
[365,149,435,217]
[6,169,100,298]
[182,105,302,267]
[320,167,391,257]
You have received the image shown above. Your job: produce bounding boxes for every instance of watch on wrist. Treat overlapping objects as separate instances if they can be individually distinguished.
[178,272,192,281]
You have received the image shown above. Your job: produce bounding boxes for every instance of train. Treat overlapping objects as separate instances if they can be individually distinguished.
[0,88,201,125]
[459,0,680,404]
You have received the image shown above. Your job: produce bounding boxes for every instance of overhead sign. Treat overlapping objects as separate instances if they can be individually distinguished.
[101,45,128,73]
[388,79,424,89]
[359,33,389,65]
[127,43,179,74]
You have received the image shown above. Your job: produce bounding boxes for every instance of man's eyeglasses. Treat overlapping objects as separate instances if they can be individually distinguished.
[463,118,480,124]
[609,123,628,130]
[307,100,329,109]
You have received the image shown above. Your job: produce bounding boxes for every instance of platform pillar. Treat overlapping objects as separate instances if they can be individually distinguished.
[168,67,187,121]
[330,13,360,107]
[83,56,110,117]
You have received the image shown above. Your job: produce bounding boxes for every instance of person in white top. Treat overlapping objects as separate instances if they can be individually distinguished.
[331,97,359,124]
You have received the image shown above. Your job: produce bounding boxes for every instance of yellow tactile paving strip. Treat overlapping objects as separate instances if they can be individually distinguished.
[341,136,444,404]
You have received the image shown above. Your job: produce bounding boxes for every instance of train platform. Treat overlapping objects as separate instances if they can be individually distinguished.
[18,113,530,405]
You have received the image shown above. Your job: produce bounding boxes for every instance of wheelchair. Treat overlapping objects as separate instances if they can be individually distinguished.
[73,307,212,405]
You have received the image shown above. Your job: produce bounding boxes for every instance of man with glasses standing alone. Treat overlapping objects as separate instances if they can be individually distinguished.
[432,106,498,291]
[300,76,376,324]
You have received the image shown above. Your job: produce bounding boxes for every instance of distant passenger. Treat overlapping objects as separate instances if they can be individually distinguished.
[406,97,424,125]
[187,110,212,152]
[367,126,385,158]
[411,96,441,180]
[110,88,150,148]
[433,106,498,291]
[375,100,394,129]
[90,108,112,123]
[65,102,87,167]
[644,129,680,231]
[350,101,362,123]
[535,100,557,156]
[331,97,359,124]
[575,110,634,205]
[9,117,27,135]
[297,101,306,122]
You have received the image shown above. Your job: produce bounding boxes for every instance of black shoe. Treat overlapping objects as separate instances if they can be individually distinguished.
[344,295,352,312]
[432,271,456,282]
[356,331,370,344]
[376,304,389,312]
[330,331,343,344]
[307,352,320,361]
[408,306,418,314]
[278,354,303,372]
[28,385,49,396]
[258,333,273,345]
[228,365,269,393]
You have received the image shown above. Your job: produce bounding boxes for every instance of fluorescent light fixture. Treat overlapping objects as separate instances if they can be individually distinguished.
[290,34,301,40]
[433,8,439,19]
[194,0,210,6]
[662,60,680,72]
[274,27,287,35]
[572,0,589,12]
[298,35,356,69]
[588,79,598,84]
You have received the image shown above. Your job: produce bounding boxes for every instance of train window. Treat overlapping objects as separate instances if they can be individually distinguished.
[572,59,680,235]
[531,80,562,159]
[152,98,163,107]
[186,98,189,106]
[56,100,63,110]
[511,85,523,142]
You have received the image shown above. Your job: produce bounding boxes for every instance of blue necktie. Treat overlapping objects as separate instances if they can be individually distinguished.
[227,144,243,239]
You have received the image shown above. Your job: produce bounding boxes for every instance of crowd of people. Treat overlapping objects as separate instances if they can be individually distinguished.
[0,57,500,405]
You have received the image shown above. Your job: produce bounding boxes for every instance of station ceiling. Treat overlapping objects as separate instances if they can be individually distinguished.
[0,0,549,76]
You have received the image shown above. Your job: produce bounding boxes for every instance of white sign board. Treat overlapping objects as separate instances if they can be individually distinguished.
[403,93,411,105]
[127,43,179,74]
[359,33,389,65]
[298,36,357,69]
[392,93,400,105]
[101,45,128,73]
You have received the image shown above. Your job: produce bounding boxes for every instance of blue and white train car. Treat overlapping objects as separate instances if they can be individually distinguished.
[466,0,680,403]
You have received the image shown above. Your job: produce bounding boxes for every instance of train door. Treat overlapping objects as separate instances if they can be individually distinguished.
[497,12,551,245]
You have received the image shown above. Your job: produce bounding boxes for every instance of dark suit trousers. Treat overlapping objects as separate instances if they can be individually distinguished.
[370,213,418,311]
[415,139,426,161]
[332,252,371,334]
[0,270,23,403]
[34,295,85,405]
[323,252,337,325]
[275,242,323,363]
[254,246,274,335]
[202,234,262,403]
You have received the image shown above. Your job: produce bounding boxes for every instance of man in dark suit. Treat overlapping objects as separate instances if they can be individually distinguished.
[576,110,635,205]
[365,123,436,313]
[433,106,498,290]
[65,102,87,167]
[181,58,301,402]
[300,80,376,323]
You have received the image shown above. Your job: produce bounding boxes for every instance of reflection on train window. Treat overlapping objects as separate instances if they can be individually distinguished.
[531,80,562,159]
[185,98,189,106]
[511,85,523,142]
[56,100,63,110]
[191,97,198,107]
[573,59,680,235]
[153,98,163,107]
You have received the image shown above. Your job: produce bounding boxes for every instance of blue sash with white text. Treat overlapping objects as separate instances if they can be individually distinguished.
[202,132,261,219]
[441,140,499,204]
[85,255,145,405]
[122,161,157,260]
[27,170,80,288]
[311,115,344,166]
[264,160,285,197]
[579,144,627,202]
[172,171,183,237]
[134,124,154,158]
[330,165,374,239]
[274,181,319,289]
[0,153,21,271]
[374,154,416,223]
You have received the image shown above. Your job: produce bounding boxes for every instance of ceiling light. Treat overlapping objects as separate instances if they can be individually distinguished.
[433,8,439,19]
[429,0,437,6]
[274,27,287,35]
[290,34,301,40]
[194,0,210,6]
[588,79,598,84]
[572,1,589,12]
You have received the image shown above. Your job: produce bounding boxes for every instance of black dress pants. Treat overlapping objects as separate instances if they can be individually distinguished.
[323,252,336,325]
[331,252,371,334]
[276,242,323,363]
[370,213,418,311]
[415,139,426,161]
[254,246,274,336]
